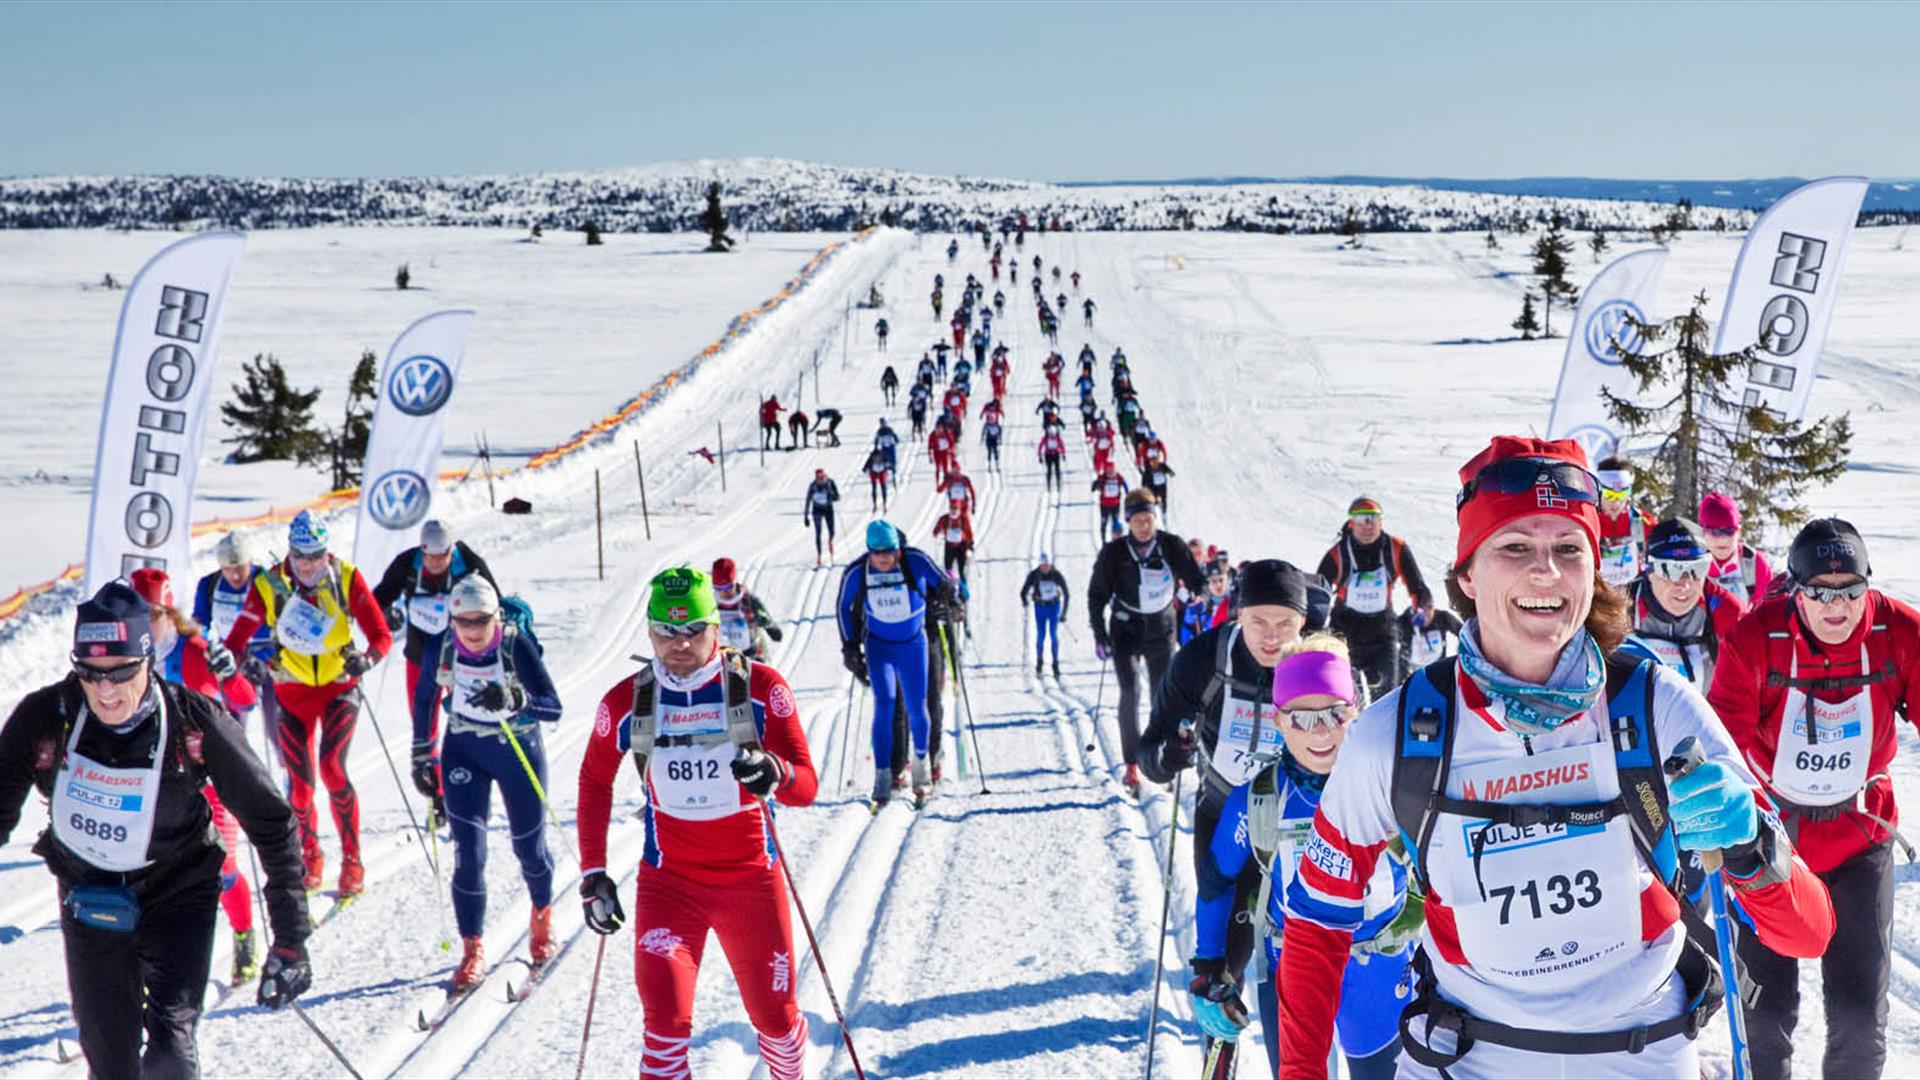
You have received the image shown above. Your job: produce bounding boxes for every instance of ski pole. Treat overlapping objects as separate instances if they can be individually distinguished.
[1664,736,1750,1080]
[760,799,868,1080]
[499,720,581,861]
[945,623,990,794]
[838,677,860,792]
[937,622,969,779]
[356,688,453,949]
[1144,765,1185,1080]
[575,935,607,1080]
[291,1001,364,1080]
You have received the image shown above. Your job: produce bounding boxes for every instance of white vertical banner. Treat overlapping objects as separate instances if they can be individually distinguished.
[1544,248,1668,467]
[84,231,247,594]
[351,310,473,577]
[1710,176,1869,422]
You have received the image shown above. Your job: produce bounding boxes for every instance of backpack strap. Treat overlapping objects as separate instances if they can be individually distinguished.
[1391,657,1459,892]
[626,648,759,782]
[627,662,659,781]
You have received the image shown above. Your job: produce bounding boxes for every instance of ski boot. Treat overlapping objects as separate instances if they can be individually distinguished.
[869,767,892,813]
[530,905,557,965]
[893,768,910,791]
[230,929,259,985]
[453,936,486,992]
[911,755,933,808]
[1123,763,1143,800]
[338,855,365,898]
[1052,658,1061,679]
[302,848,325,893]
[1036,657,1045,676]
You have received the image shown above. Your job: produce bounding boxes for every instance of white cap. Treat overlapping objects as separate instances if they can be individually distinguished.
[449,575,499,619]
[216,533,249,568]
[420,519,454,555]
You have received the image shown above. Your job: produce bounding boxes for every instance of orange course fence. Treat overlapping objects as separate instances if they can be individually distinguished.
[0,229,873,627]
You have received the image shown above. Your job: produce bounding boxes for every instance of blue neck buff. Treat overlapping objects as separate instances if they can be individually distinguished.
[1457,621,1606,736]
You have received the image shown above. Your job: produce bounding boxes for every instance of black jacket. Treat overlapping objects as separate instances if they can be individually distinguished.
[0,678,310,949]
[1019,567,1071,615]
[1087,531,1206,646]
[803,478,840,519]
[1316,526,1431,642]
[372,541,500,663]
[1139,625,1273,794]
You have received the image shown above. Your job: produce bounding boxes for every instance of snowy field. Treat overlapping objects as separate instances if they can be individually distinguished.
[1,224,1918,1078]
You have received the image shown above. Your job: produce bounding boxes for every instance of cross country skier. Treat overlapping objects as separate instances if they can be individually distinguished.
[1623,518,1746,694]
[993,288,1006,315]
[1697,491,1775,603]
[928,423,959,488]
[1088,489,1207,796]
[881,365,900,406]
[908,383,930,437]
[874,316,889,351]
[947,237,959,261]
[1091,461,1128,536]
[982,414,1004,471]
[864,448,892,511]
[224,509,392,895]
[933,503,975,584]
[1071,269,1081,290]
[195,532,280,753]
[1594,455,1657,586]
[1317,496,1433,700]
[928,343,948,380]
[373,519,499,817]
[837,522,956,807]
[888,602,954,788]
[1710,516,1920,1079]
[1279,434,1834,1078]
[786,408,810,450]
[0,582,315,1076]
[1181,562,1233,645]
[802,467,840,565]
[811,407,843,447]
[1083,296,1097,327]
[131,568,266,984]
[1043,351,1065,398]
[412,576,562,991]
[1038,427,1068,492]
[1021,553,1071,677]
[711,559,785,661]
[874,417,900,473]
[1398,605,1465,672]
[989,348,1011,400]
[758,396,786,451]
[943,467,978,517]
[578,567,817,1080]
[1139,435,1175,512]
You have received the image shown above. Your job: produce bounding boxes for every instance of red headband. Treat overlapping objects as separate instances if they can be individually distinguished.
[1455,436,1602,567]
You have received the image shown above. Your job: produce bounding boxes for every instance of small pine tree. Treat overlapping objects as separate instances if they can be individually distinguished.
[1484,230,1499,251]
[1600,291,1852,529]
[1512,291,1540,340]
[326,350,379,490]
[221,354,326,465]
[1665,197,1693,235]
[699,182,734,252]
[1531,223,1576,337]
[1339,207,1362,248]
[530,222,543,240]
[880,205,896,228]
[1589,230,1609,262]
[583,220,603,246]
[395,263,411,290]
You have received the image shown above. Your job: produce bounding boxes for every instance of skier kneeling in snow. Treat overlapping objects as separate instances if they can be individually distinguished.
[416,576,562,992]
[1277,435,1834,1078]
[578,567,817,1080]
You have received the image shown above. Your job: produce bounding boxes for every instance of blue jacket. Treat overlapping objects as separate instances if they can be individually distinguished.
[836,547,949,646]
[193,569,274,660]
[413,627,562,745]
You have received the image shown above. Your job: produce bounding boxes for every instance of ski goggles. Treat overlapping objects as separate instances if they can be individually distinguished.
[451,613,496,630]
[1704,527,1739,538]
[647,620,713,639]
[1282,703,1358,733]
[1648,555,1712,581]
[1598,484,1633,502]
[70,658,147,684]
[1455,458,1601,512]
[1798,579,1869,604]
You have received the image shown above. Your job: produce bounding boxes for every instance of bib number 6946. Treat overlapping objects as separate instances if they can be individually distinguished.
[1793,750,1852,773]
[1490,869,1601,924]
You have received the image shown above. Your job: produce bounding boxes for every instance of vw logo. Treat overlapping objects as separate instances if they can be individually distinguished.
[387,354,453,417]
[1584,299,1647,367]
[1563,424,1618,469]
[367,469,431,530]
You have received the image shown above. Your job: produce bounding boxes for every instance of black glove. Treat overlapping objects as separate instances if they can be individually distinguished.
[342,650,375,678]
[842,642,869,684]
[386,603,405,631]
[1159,725,1197,774]
[257,945,312,1010]
[731,749,789,797]
[410,744,439,800]
[581,871,625,935]
[766,624,785,643]
[206,642,238,680]
[243,654,273,685]
[466,681,527,714]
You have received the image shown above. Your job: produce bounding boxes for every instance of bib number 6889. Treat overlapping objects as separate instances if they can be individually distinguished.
[69,813,129,844]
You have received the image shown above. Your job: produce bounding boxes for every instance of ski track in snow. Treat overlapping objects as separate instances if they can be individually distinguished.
[5,227,1920,1079]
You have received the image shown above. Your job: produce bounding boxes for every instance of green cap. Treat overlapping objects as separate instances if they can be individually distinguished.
[647,566,718,625]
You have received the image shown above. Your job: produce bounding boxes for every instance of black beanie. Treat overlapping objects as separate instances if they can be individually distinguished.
[73,581,154,659]
[1789,518,1870,584]
[1237,559,1309,615]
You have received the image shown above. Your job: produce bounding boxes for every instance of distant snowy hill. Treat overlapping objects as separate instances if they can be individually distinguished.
[0,157,1757,234]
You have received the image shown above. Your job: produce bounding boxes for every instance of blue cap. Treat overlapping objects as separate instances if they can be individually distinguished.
[288,509,329,556]
[866,520,901,552]
[74,581,154,659]
[1647,518,1708,561]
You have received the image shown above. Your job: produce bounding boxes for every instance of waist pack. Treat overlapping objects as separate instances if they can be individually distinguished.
[64,884,141,932]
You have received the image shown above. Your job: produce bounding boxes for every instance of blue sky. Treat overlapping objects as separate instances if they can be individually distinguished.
[4,1,1916,181]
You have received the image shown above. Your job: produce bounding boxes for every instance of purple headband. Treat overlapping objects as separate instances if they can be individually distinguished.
[1271,650,1356,709]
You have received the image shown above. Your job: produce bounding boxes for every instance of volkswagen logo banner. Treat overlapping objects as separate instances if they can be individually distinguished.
[1545,250,1666,461]
[353,311,474,577]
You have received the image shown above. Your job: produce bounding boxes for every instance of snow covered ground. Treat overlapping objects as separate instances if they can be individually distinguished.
[1,224,1917,1078]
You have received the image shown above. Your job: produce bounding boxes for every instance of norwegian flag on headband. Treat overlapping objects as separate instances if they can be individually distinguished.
[1535,482,1569,510]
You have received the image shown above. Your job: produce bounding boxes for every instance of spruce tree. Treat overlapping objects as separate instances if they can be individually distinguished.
[326,350,378,490]
[1531,218,1576,337]
[1339,207,1362,248]
[395,263,411,290]
[221,354,326,465]
[1511,291,1540,340]
[1484,230,1499,251]
[699,182,734,251]
[1588,229,1609,262]
[1600,291,1852,529]
[583,220,603,246]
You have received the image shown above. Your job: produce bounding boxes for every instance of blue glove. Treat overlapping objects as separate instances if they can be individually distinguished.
[1188,973,1249,1042]
[1668,760,1758,851]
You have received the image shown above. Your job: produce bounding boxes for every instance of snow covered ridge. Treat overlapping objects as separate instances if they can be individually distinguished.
[0,157,1749,234]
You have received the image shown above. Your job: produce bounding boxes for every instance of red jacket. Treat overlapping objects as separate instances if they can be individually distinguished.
[759,397,784,427]
[1038,433,1067,460]
[928,430,955,458]
[1710,590,1920,872]
[934,512,974,549]
[1092,472,1127,506]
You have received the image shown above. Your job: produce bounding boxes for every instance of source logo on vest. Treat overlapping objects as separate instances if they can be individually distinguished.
[388,354,453,417]
[367,469,431,530]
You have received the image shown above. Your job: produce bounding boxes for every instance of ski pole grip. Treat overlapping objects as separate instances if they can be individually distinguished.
[1662,735,1722,873]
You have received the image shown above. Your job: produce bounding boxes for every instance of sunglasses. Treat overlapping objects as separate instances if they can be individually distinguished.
[72,659,146,685]
[648,620,712,639]
[1798,581,1869,604]
[1599,485,1633,501]
[1283,703,1357,733]
[1704,527,1738,538]
[1649,555,1711,581]
[452,614,495,629]
[1456,458,1601,512]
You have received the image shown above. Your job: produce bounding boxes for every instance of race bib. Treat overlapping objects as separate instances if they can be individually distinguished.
[1037,581,1061,603]
[718,610,756,652]
[1599,536,1639,586]
[868,584,914,624]
[649,742,743,820]
[1769,647,1873,806]
[409,593,450,635]
[52,702,167,872]
[276,595,337,654]
[1137,562,1176,614]
[1209,694,1283,787]
[1345,567,1390,615]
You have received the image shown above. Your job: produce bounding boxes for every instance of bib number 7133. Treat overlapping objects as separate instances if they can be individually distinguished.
[1489,869,1602,924]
